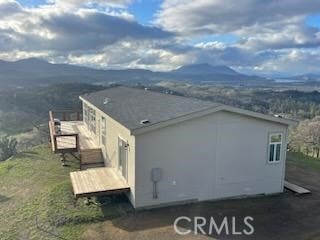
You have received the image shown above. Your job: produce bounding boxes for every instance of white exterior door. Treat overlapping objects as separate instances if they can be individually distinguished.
[96,118,100,145]
[100,116,106,148]
[118,138,128,181]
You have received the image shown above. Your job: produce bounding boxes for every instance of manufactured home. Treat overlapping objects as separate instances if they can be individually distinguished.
[49,86,295,209]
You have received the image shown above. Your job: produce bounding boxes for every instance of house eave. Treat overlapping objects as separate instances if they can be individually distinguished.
[220,105,298,126]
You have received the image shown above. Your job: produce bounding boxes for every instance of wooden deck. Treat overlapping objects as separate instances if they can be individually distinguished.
[56,121,98,151]
[70,167,130,198]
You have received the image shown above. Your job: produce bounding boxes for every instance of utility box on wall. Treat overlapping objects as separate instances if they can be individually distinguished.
[151,168,162,182]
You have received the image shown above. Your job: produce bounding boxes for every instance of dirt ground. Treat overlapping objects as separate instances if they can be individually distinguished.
[82,162,320,240]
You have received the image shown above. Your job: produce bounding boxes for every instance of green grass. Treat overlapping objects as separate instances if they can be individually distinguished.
[287,151,320,171]
[0,145,124,240]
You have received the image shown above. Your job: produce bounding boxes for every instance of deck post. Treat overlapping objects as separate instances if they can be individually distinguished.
[60,153,67,166]
[53,135,58,152]
[75,134,80,152]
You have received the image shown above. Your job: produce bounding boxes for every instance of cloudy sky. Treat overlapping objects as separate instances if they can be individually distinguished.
[0,0,320,75]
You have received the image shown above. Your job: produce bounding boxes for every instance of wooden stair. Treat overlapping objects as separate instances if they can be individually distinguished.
[80,148,105,170]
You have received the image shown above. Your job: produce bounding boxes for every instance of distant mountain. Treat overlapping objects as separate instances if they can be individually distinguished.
[283,73,320,82]
[0,58,272,87]
[172,63,238,75]
[0,58,157,86]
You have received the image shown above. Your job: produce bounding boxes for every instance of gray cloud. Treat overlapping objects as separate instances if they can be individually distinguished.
[156,0,320,50]
[0,0,23,18]
[156,0,320,34]
[0,1,173,53]
[40,11,173,51]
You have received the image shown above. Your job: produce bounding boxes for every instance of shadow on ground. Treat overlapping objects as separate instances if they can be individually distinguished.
[0,194,10,203]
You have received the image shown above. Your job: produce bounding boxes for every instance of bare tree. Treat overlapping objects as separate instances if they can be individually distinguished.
[289,116,320,158]
[307,120,320,158]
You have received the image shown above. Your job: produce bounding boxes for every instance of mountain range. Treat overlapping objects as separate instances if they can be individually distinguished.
[172,63,238,75]
[281,73,320,82]
[0,58,272,87]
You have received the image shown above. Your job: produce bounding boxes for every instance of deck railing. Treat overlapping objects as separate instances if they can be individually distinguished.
[50,110,83,121]
[49,110,82,153]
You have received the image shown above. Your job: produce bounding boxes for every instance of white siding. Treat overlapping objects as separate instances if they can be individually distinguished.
[82,100,137,207]
[134,111,287,208]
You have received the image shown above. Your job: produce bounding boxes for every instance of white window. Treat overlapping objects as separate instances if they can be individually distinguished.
[268,133,282,163]
[83,103,96,134]
[101,116,106,145]
[89,109,96,134]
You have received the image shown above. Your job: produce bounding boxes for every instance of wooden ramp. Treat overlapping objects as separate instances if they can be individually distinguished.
[284,181,311,195]
[70,167,130,198]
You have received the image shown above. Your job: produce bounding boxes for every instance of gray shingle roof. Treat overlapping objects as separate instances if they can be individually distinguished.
[81,86,220,130]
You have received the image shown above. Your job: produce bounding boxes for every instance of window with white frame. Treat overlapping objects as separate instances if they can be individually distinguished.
[89,108,96,134]
[101,116,106,145]
[83,103,96,134]
[268,133,282,163]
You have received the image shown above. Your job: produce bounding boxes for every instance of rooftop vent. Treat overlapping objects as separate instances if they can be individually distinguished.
[103,98,110,105]
[140,119,150,125]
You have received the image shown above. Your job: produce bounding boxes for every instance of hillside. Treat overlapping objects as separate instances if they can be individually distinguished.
[0,83,105,135]
[0,145,127,240]
[1,82,320,137]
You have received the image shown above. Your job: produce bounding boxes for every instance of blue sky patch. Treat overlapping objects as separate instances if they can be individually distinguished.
[128,0,161,25]
[18,0,46,7]
[306,14,320,29]
[190,34,240,45]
